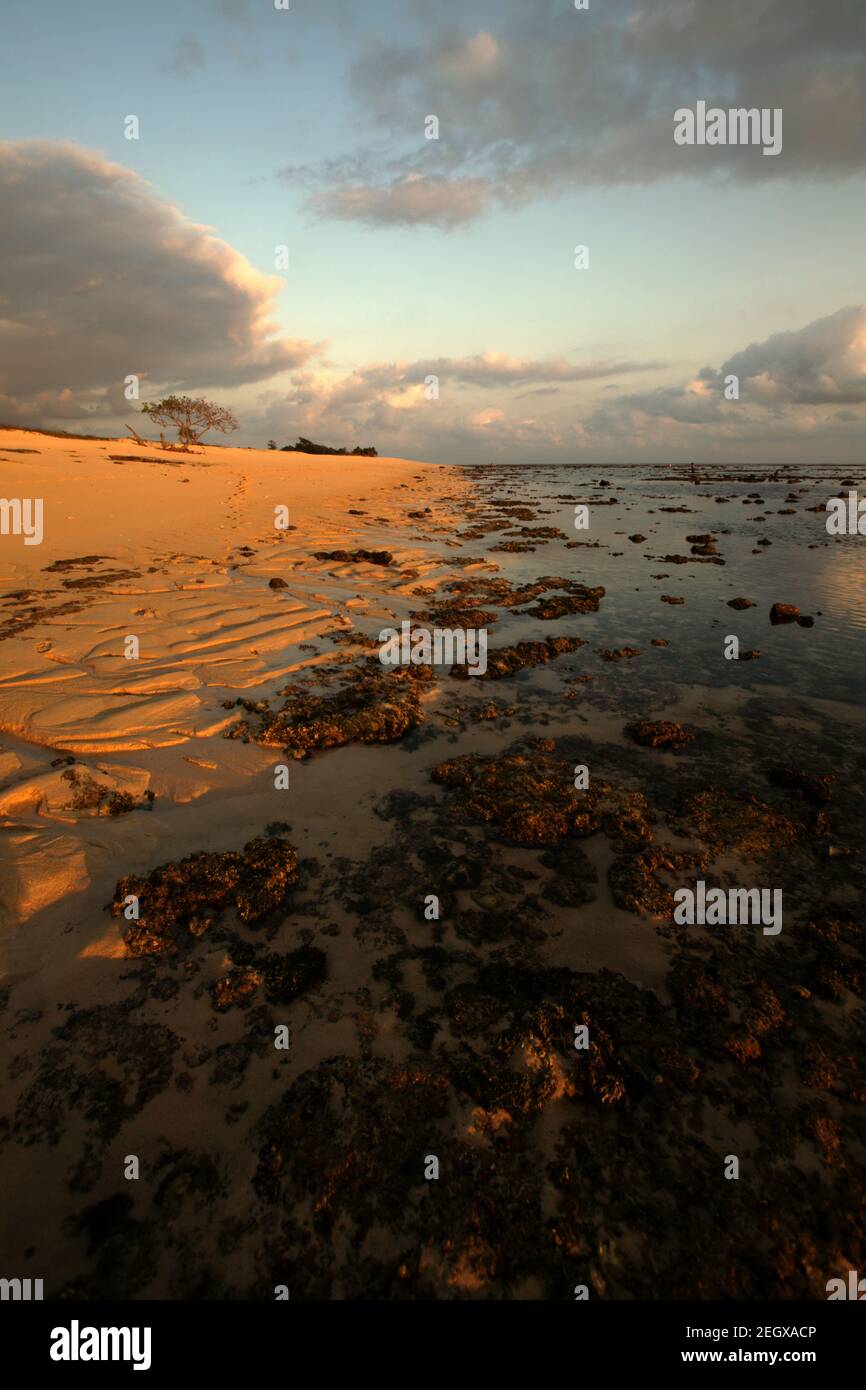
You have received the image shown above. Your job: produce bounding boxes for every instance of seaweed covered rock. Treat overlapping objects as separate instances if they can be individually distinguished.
[442,574,601,611]
[466,699,519,722]
[212,967,263,1011]
[447,966,684,1116]
[669,790,799,857]
[410,602,498,628]
[213,945,327,1011]
[519,585,605,619]
[769,602,799,624]
[110,836,300,956]
[249,969,692,1296]
[625,720,694,750]
[252,1056,452,1217]
[609,844,700,918]
[768,763,833,805]
[431,750,604,844]
[229,664,429,753]
[313,549,392,566]
[599,647,640,662]
[262,944,327,1003]
[451,636,585,681]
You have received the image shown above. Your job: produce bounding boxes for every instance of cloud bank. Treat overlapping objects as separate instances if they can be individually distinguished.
[584,303,866,458]
[0,140,319,423]
[250,304,866,464]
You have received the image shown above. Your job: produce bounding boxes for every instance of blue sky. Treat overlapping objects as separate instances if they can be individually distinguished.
[1,0,865,461]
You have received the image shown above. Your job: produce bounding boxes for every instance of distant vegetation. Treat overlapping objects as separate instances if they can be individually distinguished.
[277,436,378,457]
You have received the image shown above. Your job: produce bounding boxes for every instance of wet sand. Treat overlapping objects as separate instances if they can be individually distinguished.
[1,432,864,1298]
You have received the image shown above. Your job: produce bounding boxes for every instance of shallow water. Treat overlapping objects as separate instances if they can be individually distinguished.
[462,462,866,706]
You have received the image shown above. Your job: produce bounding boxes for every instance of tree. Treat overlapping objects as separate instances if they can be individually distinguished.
[267,439,278,450]
[140,396,239,450]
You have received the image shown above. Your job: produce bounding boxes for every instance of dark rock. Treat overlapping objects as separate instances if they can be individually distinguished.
[313,549,393,566]
[625,720,694,750]
[451,636,585,680]
[768,764,833,805]
[110,837,300,956]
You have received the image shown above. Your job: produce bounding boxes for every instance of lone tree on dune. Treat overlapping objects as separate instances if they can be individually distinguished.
[140,396,239,450]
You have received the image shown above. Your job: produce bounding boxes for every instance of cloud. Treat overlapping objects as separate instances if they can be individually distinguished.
[719,304,866,406]
[289,0,866,226]
[469,406,505,428]
[587,303,866,443]
[259,351,659,423]
[249,305,866,463]
[0,141,321,424]
[424,352,664,388]
[246,348,663,461]
[308,173,490,230]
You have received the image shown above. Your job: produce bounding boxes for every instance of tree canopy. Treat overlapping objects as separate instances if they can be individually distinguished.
[141,396,239,449]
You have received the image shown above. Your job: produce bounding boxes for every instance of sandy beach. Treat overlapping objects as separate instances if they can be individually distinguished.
[0,429,468,926]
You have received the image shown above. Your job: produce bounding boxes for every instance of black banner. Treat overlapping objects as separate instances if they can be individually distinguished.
[3,1299,861,1375]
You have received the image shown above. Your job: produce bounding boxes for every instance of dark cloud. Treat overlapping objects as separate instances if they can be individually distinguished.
[0,141,320,424]
[287,0,866,226]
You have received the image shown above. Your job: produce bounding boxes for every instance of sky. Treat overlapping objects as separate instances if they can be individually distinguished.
[0,0,865,463]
